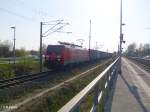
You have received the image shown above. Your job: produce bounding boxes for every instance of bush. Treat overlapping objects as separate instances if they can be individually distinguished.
[14,60,39,75]
[1,71,15,79]
[0,59,39,79]
[0,64,15,79]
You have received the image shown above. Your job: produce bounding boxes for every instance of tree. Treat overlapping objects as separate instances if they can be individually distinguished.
[16,48,27,57]
[0,40,13,57]
[126,43,137,56]
[143,44,150,56]
[125,43,150,57]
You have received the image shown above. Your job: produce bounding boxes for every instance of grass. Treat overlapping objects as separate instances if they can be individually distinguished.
[0,59,39,80]
[14,59,112,112]
[0,59,40,106]
[0,64,15,79]
[15,59,40,74]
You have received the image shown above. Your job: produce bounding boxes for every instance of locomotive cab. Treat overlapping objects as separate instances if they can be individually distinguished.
[44,45,65,69]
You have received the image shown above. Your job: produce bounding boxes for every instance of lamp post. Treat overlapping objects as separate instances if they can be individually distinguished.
[119,0,126,73]
[120,0,126,55]
[120,0,123,55]
[120,0,126,54]
[40,22,43,72]
[10,26,16,64]
[89,20,91,61]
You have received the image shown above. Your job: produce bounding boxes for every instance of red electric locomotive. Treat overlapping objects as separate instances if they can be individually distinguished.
[44,42,89,69]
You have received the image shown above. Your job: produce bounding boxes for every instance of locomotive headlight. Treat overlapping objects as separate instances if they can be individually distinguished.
[57,55,61,61]
[45,55,50,60]
[57,58,61,61]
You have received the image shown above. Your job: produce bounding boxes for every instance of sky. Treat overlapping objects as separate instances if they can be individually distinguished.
[0,0,150,52]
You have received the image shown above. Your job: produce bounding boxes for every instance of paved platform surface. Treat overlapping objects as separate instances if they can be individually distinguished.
[111,58,150,112]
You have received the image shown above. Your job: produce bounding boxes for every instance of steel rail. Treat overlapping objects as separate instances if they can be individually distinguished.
[0,71,52,89]
[129,57,150,65]
[129,57,150,72]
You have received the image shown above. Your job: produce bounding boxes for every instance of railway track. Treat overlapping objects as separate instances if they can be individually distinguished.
[129,57,150,73]
[0,70,52,89]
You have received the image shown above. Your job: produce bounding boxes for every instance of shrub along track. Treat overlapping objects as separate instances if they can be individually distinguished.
[0,58,113,112]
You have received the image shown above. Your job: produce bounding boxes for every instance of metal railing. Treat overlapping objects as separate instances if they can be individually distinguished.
[58,57,121,112]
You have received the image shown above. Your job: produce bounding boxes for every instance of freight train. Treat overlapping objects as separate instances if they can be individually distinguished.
[44,42,112,69]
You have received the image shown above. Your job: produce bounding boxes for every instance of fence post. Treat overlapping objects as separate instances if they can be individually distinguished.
[92,84,99,112]
[100,77,106,112]
[118,57,121,74]
[108,69,111,90]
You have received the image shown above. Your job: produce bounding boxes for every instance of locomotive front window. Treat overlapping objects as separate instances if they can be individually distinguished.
[47,46,64,54]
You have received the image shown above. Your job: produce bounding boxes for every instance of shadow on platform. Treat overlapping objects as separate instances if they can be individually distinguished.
[119,73,148,112]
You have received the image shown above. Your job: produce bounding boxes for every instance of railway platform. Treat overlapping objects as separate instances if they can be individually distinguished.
[111,58,150,112]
